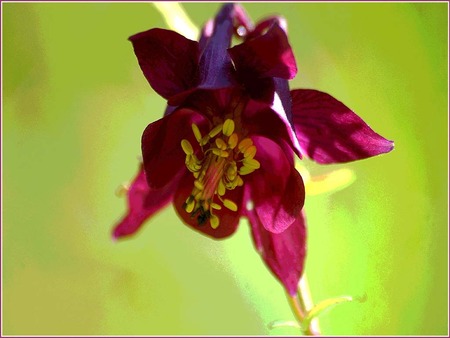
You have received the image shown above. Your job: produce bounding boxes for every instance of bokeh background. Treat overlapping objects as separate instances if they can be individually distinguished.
[2,2,448,335]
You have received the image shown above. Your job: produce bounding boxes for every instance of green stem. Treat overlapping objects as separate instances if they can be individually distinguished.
[287,274,321,336]
[298,275,321,335]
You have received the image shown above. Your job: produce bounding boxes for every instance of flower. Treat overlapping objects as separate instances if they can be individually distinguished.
[113,4,393,297]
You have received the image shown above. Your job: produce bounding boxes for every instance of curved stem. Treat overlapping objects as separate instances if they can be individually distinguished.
[287,274,321,336]
[298,275,321,335]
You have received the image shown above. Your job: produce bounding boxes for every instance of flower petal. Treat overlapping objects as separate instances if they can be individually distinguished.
[243,97,303,158]
[247,136,305,233]
[197,4,243,90]
[228,23,297,80]
[168,4,253,106]
[247,207,307,296]
[274,77,294,126]
[245,16,287,40]
[129,28,199,99]
[112,165,181,239]
[173,171,243,239]
[141,108,208,189]
[291,89,394,164]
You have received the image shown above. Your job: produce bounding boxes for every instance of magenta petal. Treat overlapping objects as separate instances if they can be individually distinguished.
[141,108,208,189]
[292,89,394,164]
[129,28,199,99]
[247,207,307,296]
[112,166,181,239]
[228,23,297,80]
[173,171,243,239]
[245,16,286,40]
[248,136,305,233]
[243,98,303,158]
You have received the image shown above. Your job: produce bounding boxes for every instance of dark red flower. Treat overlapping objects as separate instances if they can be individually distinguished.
[113,4,393,297]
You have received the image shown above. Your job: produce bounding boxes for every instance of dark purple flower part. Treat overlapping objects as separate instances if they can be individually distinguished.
[128,4,296,106]
[113,4,393,296]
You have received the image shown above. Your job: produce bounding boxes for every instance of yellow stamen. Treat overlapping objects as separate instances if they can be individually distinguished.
[186,155,201,172]
[244,145,257,158]
[181,118,260,230]
[200,135,210,146]
[239,166,256,176]
[222,119,235,136]
[211,203,222,210]
[184,197,195,213]
[191,123,202,142]
[194,180,204,190]
[238,138,253,152]
[218,180,226,196]
[210,214,220,229]
[226,164,237,181]
[181,139,194,155]
[243,158,260,170]
[209,124,223,138]
[212,149,229,158]
[215,138,227,150]
[194,191,203,201]
[223,199,238,211]
[228,133,238,149]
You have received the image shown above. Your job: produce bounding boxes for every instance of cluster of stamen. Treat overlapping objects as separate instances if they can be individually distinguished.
[181,119,260,229]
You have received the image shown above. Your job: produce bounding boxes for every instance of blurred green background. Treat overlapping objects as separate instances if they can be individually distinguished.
[2,2,448,335]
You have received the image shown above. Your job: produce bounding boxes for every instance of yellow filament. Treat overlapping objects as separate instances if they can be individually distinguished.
[194,180,204,190]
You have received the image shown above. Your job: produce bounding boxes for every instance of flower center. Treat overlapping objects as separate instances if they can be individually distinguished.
[181,119,260,229]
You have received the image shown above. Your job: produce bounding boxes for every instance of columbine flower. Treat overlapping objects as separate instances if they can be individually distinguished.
[113,4,393,297]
